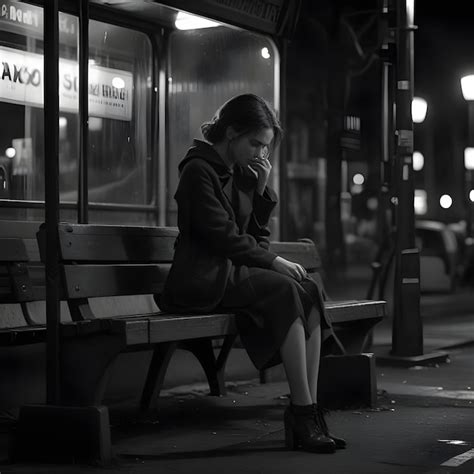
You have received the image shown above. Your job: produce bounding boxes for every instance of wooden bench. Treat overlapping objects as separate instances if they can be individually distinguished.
[0,236,46,346]
[34,222,386,411]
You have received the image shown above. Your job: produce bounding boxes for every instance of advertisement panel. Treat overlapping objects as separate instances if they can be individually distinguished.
[0,46,133,121]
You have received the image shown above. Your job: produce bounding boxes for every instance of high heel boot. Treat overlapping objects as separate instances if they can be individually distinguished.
[313,404,347,449]
[284,404,336,453]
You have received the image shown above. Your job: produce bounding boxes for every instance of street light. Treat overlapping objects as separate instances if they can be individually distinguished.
[461,75,474,238]
[464,147,474,170]
[413,151,424,171]
[464,147,474,237]
[412,99,427,214]
[412,97,428,123]
[461,75,474,100]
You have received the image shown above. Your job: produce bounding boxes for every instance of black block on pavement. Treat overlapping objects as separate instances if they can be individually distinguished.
[318,353,377,408]
[9,404,112,464]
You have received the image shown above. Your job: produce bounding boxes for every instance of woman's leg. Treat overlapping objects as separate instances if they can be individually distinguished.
[305,307,322,404]
[280,317,312,406]
[281,315,336,453]
[305,307,347,448]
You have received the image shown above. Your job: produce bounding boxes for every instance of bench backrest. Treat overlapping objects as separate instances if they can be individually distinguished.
[0,238,33,303]
[0,220,45,303]
[36,223,323,320]
[0,235,44,329]
[38,223,177,300]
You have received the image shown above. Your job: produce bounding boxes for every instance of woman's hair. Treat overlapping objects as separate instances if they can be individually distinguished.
[201,94,283,146]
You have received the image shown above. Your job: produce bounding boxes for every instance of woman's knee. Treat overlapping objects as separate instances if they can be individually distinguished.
[308,306,321,328]
[250,268,297,294]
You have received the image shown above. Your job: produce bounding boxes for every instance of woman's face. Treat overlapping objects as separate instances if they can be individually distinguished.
[228,127,274,167]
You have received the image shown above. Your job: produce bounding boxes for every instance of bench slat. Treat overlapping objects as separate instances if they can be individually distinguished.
[54,224,178,263]
[59,300,386,344]
[110,319,150,345]
[0,238,29,262]
[0,326,46,345]
[148,313,237,342]
[325,300,386,323]
[62,264,171,298]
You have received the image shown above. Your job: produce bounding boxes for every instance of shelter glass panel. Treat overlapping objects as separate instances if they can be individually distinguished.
[167,26,278,225]
[0,1,153,222]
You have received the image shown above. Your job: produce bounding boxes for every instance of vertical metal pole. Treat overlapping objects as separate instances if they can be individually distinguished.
[392,0,423,356]
[378,58,393,245]
[466,169,472,238]
[468,101,474,145]
[158,65,167,227]
[279,38,288,241]
[44,0,61,404]
[466,101,474,238]
[78,0,89,224]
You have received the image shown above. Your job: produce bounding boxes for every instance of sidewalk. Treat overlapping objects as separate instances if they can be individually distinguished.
[0,331,473,474]
[1,347,472,474]
[1,264,473,473]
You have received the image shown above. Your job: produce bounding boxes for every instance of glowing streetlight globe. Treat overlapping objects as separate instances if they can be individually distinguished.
[461,75,474,101]
[465,148,474,170]
[352,173,365,185]
[413,151,424,171]
[412,97,428,123]
[414,189,427,215]
[5,147,15,158]
[440,194,452,209]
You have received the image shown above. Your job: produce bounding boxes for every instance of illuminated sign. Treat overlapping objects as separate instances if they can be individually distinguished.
[0,1,76,38]
[0,46,133,121]
[0,1,41,32]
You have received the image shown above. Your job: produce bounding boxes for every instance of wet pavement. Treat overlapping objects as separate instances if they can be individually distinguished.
[0,268,473,474]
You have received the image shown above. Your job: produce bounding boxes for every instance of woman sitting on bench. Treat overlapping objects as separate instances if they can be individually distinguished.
[159,93,346,454]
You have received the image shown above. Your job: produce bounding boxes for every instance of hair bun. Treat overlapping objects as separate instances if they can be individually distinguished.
[201,118,222,143]
[200,121,214,141]
[200,94,283,145]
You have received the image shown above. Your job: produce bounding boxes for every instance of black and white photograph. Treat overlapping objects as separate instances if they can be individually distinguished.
[0,1,473,473]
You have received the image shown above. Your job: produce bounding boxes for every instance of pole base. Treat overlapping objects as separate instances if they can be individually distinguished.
[9,404,112,464]
[375,348,450,367]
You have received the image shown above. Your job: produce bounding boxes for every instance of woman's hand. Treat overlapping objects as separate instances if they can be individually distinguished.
[248,156,272,195]
[270,256,307,282]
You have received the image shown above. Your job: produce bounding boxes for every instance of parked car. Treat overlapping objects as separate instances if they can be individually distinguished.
[415,220,459,293]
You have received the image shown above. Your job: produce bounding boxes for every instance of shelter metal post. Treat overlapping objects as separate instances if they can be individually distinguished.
[44,0,61,405]
[10,2,112,464]
[78,0,89,223]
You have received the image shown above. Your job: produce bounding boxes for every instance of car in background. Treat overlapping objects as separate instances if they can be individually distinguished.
[415,220,459,293]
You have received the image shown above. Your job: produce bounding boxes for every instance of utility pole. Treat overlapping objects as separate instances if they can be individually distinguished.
[378,0,448,365]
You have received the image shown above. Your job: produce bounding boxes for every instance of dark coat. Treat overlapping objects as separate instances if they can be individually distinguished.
[159,140,279,313]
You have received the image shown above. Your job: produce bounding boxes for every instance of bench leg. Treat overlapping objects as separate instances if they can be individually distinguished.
[60,334,125,406]
[215,334,237,389]
[333,318,383,354]
[182,336,235,397]
[140,342,178,413]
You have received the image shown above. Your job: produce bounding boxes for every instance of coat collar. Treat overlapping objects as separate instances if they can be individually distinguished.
[179,139,258,185]
[179,139,256,230]
[179,139,233,180]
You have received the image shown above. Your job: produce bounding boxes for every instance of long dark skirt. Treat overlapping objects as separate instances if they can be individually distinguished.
[215,265,333,371]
